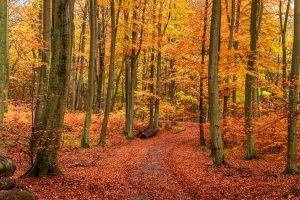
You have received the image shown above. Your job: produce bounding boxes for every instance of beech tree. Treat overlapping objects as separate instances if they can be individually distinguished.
[208,0,225,166]
[30,0,51,162]
[25,0,73,177]
[99,0,121,144]
[81,0,97,148]
[284,0,300,174]
[244,0,260,160]
[0,0,8,123]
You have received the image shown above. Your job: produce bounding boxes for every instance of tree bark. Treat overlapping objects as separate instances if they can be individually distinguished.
[81,0,97,148]
[279,0,291,97]
[0,0,8,123]
[30,0,51,163]
[245,0,259,159]
[99,0,119,144]
[24,0,73,177]
[284,0,300,174]
[208,0,225,166]
[199,0,209,147]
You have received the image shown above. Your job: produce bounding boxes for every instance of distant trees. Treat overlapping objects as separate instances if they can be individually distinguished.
[0,0,8,123]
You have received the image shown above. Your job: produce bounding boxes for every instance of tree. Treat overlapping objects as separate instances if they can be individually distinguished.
[284,0,300,174]
[199,0,209,147]
[75,3,88,111]
[244,0,260,160]
[208,0,225,166]
[25,0,73,177]
[99,0,121,144]
[81,0,97,148]
[0,0,8,123]
[279,0,291,96]
[30,0,51,163]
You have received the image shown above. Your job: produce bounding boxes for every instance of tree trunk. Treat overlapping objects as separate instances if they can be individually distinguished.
[111,65,124,111]
[208,0,225,166]
[24,0,73,177]
[99,0,118,144]
[223,0,235,121]
[96,6,107,114]
[75,3,88,111]
[280,0,291,98]
[30,0,51,163]
[154,1,164,129]
[0,0,8,123]
[149,0,157,128]
[81,0,97,148]
[284,0,300,174]
[199,0,209,147]
[127,0,140,138]
[245,0,259,160]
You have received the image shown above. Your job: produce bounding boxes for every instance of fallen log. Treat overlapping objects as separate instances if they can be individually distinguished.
[0,157,16,177]
[137,128,158,139]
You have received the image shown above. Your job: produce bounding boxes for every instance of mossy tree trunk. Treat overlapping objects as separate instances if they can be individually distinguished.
[284,0,300,175]
[99,0,121,144]
[0,0,8,123]
[244,0,259,160]
[208,0,225,166]
[30,0,51,163]
[81,0,97,148]
[25,0,73,177]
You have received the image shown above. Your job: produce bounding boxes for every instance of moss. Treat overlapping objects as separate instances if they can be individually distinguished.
[283,167,300,175]
[126,136,135,140]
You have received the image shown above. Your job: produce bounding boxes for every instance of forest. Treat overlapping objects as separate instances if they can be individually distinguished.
[0,0,299,199]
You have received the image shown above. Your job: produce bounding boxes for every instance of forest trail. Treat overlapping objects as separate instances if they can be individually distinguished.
[15,125,300,199]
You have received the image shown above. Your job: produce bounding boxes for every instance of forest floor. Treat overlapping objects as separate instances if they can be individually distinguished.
[2,104,300,199]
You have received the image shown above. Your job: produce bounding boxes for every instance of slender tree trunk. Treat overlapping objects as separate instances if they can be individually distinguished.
[0,0,8,123]
[75,3,88,111]
[154,2,163,129]
[25,0,73,177]
[223,0,235,121]
[96,6,107,114]
[284,0,300,174]
[99,0,118,144]
[245,0,259,159]
[127,0,140,138]
[124,6,130,136]
[208,0,225,166]
[231,0,241,113]
[169,59,176,106]
[199,0,209,147]
[149,0,157,128]
[30,0,51,161]
[81,0,97,148]
[111,65,124,111]
[279,0,291,97]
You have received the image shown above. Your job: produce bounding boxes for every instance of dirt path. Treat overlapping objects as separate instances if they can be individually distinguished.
[16,127,300,200]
